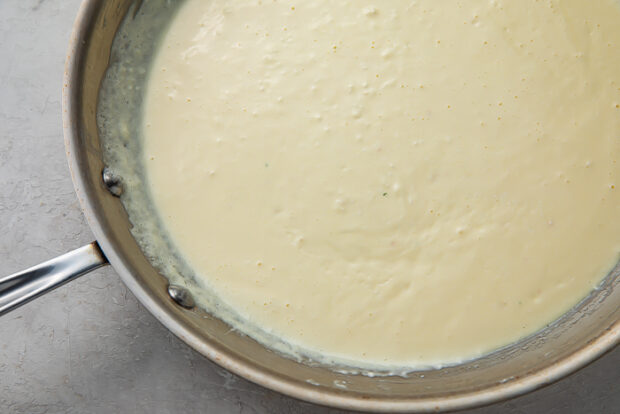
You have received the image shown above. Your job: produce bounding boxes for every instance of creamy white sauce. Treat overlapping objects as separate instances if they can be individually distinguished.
[141,0,620,368]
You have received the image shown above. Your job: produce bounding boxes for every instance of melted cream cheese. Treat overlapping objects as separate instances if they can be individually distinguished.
[142,0,620,367]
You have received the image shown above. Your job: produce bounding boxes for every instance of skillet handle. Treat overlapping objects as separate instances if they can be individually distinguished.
[0,242,108,316]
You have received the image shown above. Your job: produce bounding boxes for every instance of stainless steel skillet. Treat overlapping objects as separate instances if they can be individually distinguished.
[0,1,618,412]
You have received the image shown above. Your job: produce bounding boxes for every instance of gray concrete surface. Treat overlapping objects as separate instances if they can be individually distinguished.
[0,1,618,413]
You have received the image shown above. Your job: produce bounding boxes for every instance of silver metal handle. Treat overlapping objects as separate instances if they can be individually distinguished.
[0,242,109,316]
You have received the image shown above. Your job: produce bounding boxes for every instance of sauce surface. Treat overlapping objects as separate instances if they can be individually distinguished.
[142,0,620,367]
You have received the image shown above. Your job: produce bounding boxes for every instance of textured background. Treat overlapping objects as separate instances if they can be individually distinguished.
[0,1,618,413]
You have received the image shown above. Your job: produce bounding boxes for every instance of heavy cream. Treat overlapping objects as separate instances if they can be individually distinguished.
[141,0,620,367]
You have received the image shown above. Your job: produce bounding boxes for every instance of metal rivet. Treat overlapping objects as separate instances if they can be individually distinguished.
[168,284,195,309]
[102,167,123,197]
